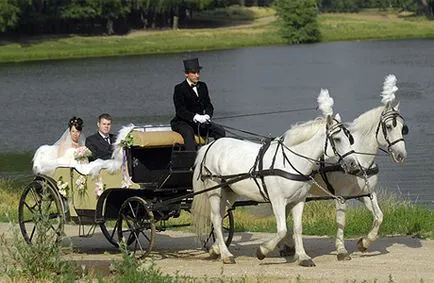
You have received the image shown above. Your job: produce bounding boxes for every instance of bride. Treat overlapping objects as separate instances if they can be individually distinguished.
[33,117,90,174]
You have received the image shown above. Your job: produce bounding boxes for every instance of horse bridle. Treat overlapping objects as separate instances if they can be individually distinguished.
[375,108,408,152]
[324,119,355,163]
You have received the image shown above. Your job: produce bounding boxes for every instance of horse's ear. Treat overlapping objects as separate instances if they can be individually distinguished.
[334,113,342,122]
[385,101,391,110]
[394,101,400,111]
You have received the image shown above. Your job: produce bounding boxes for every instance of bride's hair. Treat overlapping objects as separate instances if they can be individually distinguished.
[69,116,83,131]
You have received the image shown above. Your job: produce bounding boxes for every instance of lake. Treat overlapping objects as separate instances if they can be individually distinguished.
[0,39,433,206]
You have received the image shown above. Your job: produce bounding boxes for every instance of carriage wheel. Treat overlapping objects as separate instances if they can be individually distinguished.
[100,219,136,248]
[18,180,65,245]
[100,220,120,248]
[117,196,156,259]
[202,208,234,251]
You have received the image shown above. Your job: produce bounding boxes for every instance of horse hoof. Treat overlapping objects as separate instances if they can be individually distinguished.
[337,253,351,261]
[357,238,368,252]
[299,259,316,267]
[256,248,266,260]
[279,246,295,257]
[223,256,236,264]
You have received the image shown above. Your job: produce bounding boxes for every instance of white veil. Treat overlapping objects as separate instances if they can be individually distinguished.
[55,128,86,157]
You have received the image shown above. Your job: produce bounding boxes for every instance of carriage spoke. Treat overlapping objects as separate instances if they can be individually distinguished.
[138,230,152,243]
[109,223,118,238]
[29,225,36,242]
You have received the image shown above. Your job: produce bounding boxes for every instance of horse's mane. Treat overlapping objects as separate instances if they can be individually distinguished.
[282,117,326,146]
[348,106,385,137]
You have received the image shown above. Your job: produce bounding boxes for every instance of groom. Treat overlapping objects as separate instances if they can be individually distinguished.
[86,113,116,162]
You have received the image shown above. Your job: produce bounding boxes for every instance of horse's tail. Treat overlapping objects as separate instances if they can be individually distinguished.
[191,145,212,244]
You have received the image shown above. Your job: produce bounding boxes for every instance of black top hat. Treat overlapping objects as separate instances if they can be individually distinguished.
[183,58,202,72]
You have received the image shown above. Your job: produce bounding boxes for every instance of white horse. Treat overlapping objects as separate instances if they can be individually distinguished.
[279,74,408,261]
[191,90,359,267]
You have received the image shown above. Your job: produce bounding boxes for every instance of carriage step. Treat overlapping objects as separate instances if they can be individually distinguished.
[73,209,97,225]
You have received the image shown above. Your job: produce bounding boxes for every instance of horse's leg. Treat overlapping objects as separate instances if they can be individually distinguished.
[257,199,288,261]
[278,203,295,257]
[357,192,383,252]
[208,189,236,264]
[335,199,351,261]
[291,201,315,267]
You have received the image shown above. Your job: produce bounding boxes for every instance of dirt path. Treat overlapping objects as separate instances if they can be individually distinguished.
[2,223,433,282]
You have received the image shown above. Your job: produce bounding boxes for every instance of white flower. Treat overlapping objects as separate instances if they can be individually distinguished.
[75,175,87,197]
[74,146,92,161]
[95,176,105,197]
[57,179,69,197]
[121,175,132,188]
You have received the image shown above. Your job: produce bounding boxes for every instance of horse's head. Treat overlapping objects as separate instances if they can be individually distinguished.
[325,113,358,172]
[375,74,408,164]
[375,102,408,164]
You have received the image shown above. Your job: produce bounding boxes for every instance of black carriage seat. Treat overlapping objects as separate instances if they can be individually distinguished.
[126,130,200,189]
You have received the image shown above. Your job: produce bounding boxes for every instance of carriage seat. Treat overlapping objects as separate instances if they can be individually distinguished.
[130,129,207,147]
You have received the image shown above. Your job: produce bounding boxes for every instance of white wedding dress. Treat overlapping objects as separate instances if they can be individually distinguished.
[33,128,87,174]
[33,128,122,177]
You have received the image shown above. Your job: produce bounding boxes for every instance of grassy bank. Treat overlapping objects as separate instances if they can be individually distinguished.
[1,8,434,63]
[0,152,33,174]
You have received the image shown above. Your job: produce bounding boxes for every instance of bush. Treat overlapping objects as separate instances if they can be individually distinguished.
[0,221,78,282]
[273,0,320,44]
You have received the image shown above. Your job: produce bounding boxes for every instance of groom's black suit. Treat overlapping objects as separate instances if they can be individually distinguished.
[85,133,116,161]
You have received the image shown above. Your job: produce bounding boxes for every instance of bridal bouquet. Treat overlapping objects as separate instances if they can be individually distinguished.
[74,146,92,162]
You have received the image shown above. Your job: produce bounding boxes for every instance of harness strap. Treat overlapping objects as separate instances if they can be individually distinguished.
[200,168,312,186]
[250,138,273,201]
[318,163,379,176]
[316,160,379,196]
[319,156,335,195]
[257,169,312,181]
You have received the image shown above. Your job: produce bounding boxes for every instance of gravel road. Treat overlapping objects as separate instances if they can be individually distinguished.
[2,223,433,282]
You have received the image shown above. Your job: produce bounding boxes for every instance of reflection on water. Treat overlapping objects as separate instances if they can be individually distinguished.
[0,39,433,207]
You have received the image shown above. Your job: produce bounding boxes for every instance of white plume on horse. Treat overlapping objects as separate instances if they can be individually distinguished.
[381,74,398,104]
[317,89,334,116]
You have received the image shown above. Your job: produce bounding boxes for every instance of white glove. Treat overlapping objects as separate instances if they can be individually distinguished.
[193,114,207,124]
[204,114,211,122]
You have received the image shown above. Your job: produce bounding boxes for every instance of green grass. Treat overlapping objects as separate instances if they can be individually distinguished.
[319,11,434,41]
[2,8,434,63]
[230,194,434,238]
[1,175,433,238]
[0,152,33,173]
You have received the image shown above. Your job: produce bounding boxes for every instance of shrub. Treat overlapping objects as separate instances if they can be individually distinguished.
[273,0,320,43]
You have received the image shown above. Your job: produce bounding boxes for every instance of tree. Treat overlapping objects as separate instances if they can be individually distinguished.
[274,0,320,44]
[0,0,21,32]
[61,0,130,35]
[417,0,434,17]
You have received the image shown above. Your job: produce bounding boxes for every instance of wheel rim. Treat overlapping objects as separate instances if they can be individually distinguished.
[18,180,64,245]
[203,209,234,251]
[117,196,156,259]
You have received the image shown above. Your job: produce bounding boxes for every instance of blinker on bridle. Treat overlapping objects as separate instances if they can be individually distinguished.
[375,109,408,151]
[324,119,355,162]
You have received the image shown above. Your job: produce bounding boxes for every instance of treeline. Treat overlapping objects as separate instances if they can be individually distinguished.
[0,0,432,36]
[0,0,271,35]
[318,0,433,14]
